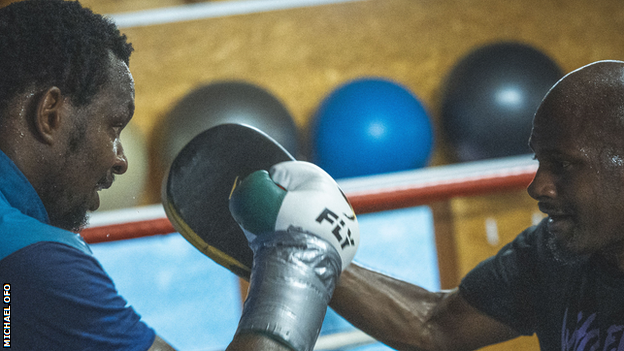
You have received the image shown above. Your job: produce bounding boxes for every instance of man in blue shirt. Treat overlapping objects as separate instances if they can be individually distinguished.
[0,1,352,350]
[0,1,181,349]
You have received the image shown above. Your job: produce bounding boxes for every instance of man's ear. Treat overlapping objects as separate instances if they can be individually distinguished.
[34,87,65,145]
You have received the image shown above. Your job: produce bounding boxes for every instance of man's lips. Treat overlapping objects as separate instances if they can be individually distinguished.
[539,204,576,239]
[91,177,114,211]
[97,182,113,191]
[538,202,575,232]
[538,202,573,218]
[547,214,574,229]
[96,174,115,191]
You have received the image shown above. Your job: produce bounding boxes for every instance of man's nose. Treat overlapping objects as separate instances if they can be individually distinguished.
[112,141,128,175]
[527,166,556,200]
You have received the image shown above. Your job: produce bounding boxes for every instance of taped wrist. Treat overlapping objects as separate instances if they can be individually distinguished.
[236,229,342,351]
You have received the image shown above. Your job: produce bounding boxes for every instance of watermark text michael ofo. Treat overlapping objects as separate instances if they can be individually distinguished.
[3,284,10,348]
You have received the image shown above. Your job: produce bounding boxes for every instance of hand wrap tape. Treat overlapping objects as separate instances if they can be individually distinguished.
[236,229,342,351]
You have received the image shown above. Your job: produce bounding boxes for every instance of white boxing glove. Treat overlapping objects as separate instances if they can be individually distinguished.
[229,161,359,271]
[228,161,360,351]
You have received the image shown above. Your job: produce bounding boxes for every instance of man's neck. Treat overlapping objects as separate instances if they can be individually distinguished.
[599,241,624,273]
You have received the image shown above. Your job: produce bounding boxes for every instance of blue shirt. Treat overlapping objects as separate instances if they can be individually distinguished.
[0,150,155,350]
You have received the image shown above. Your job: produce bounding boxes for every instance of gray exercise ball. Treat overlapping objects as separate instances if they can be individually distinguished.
[159,81,299,170]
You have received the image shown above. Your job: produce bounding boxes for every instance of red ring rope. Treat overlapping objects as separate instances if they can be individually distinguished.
[347,171,536,214]
[80,158,537,244]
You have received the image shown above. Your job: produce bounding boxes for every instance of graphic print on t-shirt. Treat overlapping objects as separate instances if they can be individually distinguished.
[561,308,624,351]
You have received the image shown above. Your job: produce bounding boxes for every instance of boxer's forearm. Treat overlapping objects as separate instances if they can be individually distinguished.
[329,263,520,351]
[329,263,450,351]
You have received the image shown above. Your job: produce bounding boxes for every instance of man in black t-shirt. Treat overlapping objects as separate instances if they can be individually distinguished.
[330,60,624,351]
[462,219,624,350]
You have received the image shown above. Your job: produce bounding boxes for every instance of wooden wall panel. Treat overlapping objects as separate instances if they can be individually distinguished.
[107,0,624,203]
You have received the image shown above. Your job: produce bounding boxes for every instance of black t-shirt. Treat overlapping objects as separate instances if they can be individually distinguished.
[459,219,624,351]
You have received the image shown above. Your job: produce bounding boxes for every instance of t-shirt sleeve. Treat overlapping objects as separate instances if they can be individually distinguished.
[458,223,545,336]
[0,241,156,351]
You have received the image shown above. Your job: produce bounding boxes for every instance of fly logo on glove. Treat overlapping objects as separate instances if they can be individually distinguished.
[315,208,356,250]
[229,160,359,271]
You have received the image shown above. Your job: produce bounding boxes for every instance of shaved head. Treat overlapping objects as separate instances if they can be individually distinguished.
[529,60,624,266]
[537,60,624,140]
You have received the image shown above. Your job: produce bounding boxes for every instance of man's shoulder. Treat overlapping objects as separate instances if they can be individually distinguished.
[0,205,91,260]
[0,241,102,285]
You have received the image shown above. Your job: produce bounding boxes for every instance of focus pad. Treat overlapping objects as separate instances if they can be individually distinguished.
[162,123,294,279]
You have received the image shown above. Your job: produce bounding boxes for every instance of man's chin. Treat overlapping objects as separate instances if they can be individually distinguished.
[50,208,89,233]
[89,191,101,212]
[546,230,591,266]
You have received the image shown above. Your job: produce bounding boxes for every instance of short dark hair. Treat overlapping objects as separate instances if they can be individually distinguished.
[0,0,133,113]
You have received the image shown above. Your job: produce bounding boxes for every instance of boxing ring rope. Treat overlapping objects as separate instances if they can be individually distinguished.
[81,154,537,244]
[81,155,537,350]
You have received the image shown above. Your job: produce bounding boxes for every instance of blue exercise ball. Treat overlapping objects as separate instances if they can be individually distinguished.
[441,42,563,162]
[311,78,434,179]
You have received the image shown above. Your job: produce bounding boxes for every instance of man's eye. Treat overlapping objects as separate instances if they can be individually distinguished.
[537,158,572,172]
[553,160,572,171]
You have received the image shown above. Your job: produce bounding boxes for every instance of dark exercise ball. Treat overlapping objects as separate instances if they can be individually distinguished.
[311,77,434,179]
[159,81,298,169]
[441,42,563,162]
